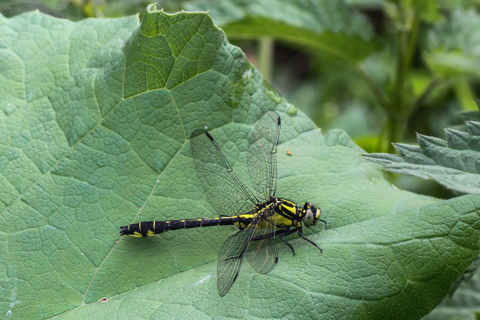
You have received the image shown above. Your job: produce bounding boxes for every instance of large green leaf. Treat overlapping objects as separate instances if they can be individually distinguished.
[1,4,480,319]
[186,0,381,64]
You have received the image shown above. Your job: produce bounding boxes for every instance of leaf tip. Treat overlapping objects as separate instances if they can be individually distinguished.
[146,3,157,12]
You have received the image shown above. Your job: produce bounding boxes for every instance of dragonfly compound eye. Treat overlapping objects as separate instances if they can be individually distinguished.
[315,206,321,220]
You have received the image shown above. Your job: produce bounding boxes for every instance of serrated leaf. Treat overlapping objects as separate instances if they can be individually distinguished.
[1,5,480,320]
[459,111,480,123]
[186,0,381,64]
[363,122,480,194]
[426,9,480,78]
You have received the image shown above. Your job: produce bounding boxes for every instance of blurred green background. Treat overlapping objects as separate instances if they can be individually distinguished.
[3,0,480,199]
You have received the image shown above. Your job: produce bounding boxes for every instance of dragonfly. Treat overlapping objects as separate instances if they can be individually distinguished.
[120,111,325,297]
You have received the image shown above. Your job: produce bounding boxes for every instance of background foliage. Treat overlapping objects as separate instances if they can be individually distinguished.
[2,0,480,319]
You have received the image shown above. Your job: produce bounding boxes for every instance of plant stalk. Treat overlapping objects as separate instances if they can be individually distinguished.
[258,37,274,83]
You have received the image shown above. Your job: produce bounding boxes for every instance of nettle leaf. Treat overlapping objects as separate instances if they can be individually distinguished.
[363,122,480,194]
[186,0,381,64]
[425,9,480,78]
[1,4,480,320]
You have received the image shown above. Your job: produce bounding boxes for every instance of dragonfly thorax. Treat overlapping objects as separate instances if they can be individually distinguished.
[267,197,322,228]
[255,196,277,211]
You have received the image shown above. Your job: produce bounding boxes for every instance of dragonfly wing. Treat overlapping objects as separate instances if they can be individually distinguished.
[247,111,281,200]
[217,221,257,297]
[191,129,258,217]
[245,207,278,274]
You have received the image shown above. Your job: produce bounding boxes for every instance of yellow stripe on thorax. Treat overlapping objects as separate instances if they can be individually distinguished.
[276,199,302,228]
[275,213,299,227]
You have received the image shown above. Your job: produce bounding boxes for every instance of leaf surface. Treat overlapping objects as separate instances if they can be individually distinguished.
[1,5,480,320]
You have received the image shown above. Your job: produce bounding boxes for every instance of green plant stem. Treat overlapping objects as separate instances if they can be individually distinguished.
[410,77,441,113]
[387,117,405,153]
[392,28,408,115]
[356,65,390,110]
[378,120,390,153]
[385,15,421,150]
[405,18,420,75]
[258,37,274,83]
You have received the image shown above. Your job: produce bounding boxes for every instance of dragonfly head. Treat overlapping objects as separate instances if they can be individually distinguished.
[302,202,321,227]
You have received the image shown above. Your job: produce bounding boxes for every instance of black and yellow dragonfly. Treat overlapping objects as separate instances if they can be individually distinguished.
[120,111,325,297]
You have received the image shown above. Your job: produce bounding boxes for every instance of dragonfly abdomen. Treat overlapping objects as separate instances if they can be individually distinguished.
[120,216,250,238]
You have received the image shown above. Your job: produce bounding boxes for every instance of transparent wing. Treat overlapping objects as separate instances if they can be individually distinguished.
[247,111,281,201]
[217,220,258,297]
[191,129,258,217]
[245,207,278,274]
[217,208,278,296]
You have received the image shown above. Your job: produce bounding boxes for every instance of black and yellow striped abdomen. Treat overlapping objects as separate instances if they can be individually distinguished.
[120,215,255,238]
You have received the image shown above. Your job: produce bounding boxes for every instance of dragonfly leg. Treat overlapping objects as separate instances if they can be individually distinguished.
[276,229,298,255]
[279,235,296,255]
[298,227,323,252]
